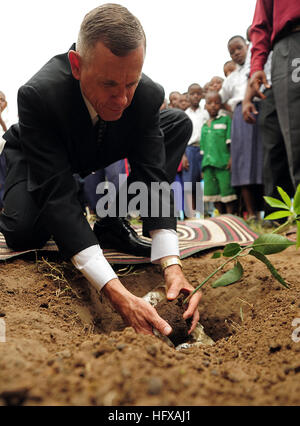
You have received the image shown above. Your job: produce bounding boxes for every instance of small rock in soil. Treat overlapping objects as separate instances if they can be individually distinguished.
[147,377,163,395]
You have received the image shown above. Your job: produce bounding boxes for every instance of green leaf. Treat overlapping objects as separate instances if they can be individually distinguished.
[263,196,290,210]
[211,261,243,288]
[297,220,300,249]
[264,211,293,220]
[277,186,292,209]
[211,252,222,259]
[294,184,300,215]
[249,249,290,288]
[251,233,295,255]
[223,243,242,257]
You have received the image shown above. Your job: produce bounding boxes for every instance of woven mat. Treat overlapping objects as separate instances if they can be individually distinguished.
[0,215,258,264]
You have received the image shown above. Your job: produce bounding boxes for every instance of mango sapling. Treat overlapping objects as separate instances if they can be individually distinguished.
[184,233,295,304]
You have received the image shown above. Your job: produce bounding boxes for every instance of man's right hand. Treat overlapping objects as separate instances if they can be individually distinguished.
[248,70,270,99]
[242,70,270,124]
[102,278,172,336]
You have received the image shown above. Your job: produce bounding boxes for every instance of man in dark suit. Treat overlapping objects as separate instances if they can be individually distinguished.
[0,4,202,336]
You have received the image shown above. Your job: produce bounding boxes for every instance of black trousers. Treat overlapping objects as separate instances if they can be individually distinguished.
[0,108,191,252]
[258,31,300,212]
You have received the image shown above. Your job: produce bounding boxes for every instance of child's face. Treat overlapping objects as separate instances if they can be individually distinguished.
[210,77,223,92]
[188,86,203,108]
[224,62,237,77]
[178,94,190,111]
[205,93,222,118]
[228,38,248,65]
[169,93,181,108]
[0,92,7,113]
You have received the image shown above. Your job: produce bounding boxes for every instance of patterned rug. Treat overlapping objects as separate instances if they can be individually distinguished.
[0,215,258,264]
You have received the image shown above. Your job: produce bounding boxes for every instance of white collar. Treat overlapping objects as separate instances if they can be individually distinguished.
[81,87,98,125]
[205,110,227,124]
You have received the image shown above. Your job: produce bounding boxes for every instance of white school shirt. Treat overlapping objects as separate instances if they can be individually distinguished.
[185,106,207,145]
[219,64,248,112]
[72,95,180,291]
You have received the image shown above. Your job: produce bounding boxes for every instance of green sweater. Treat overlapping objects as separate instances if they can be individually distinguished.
[200,114,232,169]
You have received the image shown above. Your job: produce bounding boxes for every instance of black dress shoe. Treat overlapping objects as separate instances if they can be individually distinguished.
[93,217,151,257]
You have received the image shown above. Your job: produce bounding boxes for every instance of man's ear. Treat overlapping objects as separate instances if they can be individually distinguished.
[68,50,82,80]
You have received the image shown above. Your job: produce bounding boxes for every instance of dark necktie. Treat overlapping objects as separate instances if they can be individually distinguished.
[94,115,107,148]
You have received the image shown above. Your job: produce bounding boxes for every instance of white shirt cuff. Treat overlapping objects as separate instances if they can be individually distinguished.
[71,245,117,292]
[150,229,180,263]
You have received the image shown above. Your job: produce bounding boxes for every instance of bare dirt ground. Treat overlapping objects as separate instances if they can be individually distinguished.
[0,243,300,406]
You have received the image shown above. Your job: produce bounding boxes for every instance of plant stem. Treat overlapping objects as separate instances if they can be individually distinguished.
[271,218,292,235]
[183,247,248,304]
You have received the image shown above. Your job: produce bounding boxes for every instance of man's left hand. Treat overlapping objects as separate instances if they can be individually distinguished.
[163,264,202,334]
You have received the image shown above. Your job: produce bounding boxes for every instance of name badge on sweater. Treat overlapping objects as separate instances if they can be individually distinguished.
[213,123,227,130]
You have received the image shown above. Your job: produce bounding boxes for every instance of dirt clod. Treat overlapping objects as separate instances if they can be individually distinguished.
[155,294,192,346]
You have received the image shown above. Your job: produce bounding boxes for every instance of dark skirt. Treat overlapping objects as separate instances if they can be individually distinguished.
[231,102,263,187]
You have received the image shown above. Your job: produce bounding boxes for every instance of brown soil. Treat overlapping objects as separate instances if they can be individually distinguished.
[0,245,300,406]
[155,294,192,346]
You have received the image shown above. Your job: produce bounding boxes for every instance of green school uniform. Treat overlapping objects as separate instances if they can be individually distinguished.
[200,113,237,203]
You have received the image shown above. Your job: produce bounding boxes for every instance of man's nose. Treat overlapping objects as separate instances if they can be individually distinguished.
[112,88,128,107]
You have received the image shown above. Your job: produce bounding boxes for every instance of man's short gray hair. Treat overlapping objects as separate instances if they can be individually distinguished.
[77,3,146,58]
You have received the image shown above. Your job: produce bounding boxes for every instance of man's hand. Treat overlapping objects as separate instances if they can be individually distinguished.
[242,70,270,124]
[163,264,202,334]
[249,70,270,99]
[242,98,259,124]
[102,278,172,336]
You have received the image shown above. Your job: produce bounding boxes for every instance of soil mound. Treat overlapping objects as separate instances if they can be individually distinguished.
[0,246,300,406]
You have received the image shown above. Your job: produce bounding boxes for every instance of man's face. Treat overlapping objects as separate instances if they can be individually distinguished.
[73,41,145,121]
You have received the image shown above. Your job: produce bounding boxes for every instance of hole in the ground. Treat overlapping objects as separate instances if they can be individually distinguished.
[200,314,241,341]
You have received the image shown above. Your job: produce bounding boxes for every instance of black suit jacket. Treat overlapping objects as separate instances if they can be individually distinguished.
[3,45,176,258]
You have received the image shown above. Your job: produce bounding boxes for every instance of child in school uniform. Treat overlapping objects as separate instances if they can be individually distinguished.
[200,91,237,214]
[181,83,205,218]
[223,60,237,78]
[219,35,263,220]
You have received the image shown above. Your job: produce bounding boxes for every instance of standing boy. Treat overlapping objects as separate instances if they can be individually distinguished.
[181,83,205,218]
[200,91,237,214]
